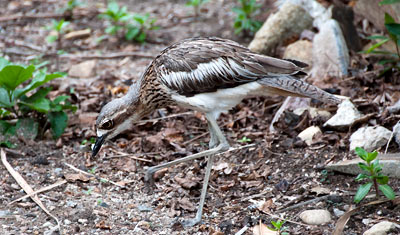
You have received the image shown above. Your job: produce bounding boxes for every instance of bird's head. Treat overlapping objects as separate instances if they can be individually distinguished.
[92,84,143,157]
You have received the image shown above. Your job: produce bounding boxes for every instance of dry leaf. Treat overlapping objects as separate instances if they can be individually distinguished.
[178,197,196,212]
[253,220,278,235]
[96,220,112,229]
[174,175,198,189]
[64,173,90,182]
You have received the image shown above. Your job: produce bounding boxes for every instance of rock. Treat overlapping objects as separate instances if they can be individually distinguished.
[354,0,400,31]
[349,126,392,152]
[393,121,400,148]
[298,126,322,146]
[310,19,349,78]
[363,221,396,235]
[387,99,400,114]
[249,2,312,55]
[283,40,313,67]
[311,186,330,195]
[42,222,54,228]
[299,209,331,225]
[78,218,88,224]
[137,204,153,212]
[324,99,361,129]
[68,60,97,78]
[294,107,331,119]
[333,208,345,217]
[326,153,400,179]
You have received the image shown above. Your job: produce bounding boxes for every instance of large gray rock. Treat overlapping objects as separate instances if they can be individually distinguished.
[350,126,392,152]
[310,19,349,78]
[283,40,313,67]
[326,153,400,179]
[249,2,312,55]
[363,221,396,235]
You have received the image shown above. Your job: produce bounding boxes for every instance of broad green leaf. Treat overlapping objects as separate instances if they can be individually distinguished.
[108,2,119,14]
[0,108,10,118]
[21,87,52,103]
[16,118,38,140]
[376,175,389,185]
[354,182,373,203]
[105,25,119,35]
[378,184,396,200]
[52,95,70,105]
[0,57,10,71]
[136,32,146,43]
[126,27,140,40]
[19,98,51,113]
[355,147,368,160]
[380,0,400,4]
[366,150,378,162]
[384,13,395,24]
[385,23,400,36]
[48,111,68,139]
[0,65,35,91]
[358,162,370,171]
[0,87,12,108]
[46,35,58,43]
[14,71,63,99]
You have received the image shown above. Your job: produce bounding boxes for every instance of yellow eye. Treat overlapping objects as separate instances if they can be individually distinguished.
[101,120,113,130]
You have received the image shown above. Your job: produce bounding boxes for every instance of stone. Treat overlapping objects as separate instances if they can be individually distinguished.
[387,99,400,114]
[298,126,322,146]
[299,209,331,225]
[294,107,332,119]
[349,126,392,152]
[68,60,97,78]
[249,2,312,55]
[363,221,396,235]
[333,208,345,217]
[393,121,400,148]
[283,40,313,67]
[310,19,349,78]
[324,99,361,129]
[326,153,400,179]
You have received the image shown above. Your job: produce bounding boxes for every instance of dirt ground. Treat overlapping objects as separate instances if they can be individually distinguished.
[0,0,399,234]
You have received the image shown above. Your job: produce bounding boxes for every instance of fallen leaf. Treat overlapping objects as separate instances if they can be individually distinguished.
[174,175,198,189]
[311,186,330,195]
[64,173,90,182]
[178,197,196,212]
[253,220,278,235]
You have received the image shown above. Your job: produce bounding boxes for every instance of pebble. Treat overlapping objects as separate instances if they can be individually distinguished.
[64,219,72,225]
[299,209,332,225]
[42,222,53,228]
[78,219,88,224]
[333,208,345,217]
[364,221,396,235]
[137,204,153,212]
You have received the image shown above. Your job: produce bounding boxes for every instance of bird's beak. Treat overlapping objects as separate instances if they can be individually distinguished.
[92,135,107,157]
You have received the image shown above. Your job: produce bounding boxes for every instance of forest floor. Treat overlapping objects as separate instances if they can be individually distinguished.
[0,0,399,234]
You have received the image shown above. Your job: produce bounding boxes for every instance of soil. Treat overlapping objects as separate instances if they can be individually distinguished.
[0,0,399,235]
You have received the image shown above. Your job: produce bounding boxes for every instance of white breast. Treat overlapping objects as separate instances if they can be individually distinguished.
[171,82,266,114]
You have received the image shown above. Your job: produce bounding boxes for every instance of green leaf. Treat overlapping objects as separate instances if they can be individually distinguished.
[354,182,373,203]
[105,25,119,35]
[355,173,369,181]
[48,111,68,139]
[19,98,51,113]
[358,162,370,171]
[14,70,63,99]
[0,65,35,91]
[385,23,400,36]
[52,95,70,105]
[108,1,120,14]
[366,150,378,162]
[380,0,400,5]
[385,13,396,24]
[125,27,140,41]
[355,147,368,160]
[378,184,396,200]
[366,35,389,40]
[16,118,38,140]
[365,39,390,53]
[376,175,389,185]
[46,35,58,43]
[136,32,146,43]
[0,87,12,108]
[0,57,10,71]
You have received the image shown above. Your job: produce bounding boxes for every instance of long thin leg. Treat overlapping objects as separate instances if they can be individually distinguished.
[144,112,229,226]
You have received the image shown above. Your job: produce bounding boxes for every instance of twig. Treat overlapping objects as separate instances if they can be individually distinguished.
[215,144,256,157]
[64,162,124,188]
[0,11,98,22]
[275,195,331,213]
[182,132,209,145]
[9,180,67,205]
[1,149,62,234]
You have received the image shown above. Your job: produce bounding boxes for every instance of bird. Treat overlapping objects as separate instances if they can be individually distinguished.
[92,37,341,227]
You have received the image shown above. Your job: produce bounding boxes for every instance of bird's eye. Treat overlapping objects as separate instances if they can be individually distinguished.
[101,120,113,130]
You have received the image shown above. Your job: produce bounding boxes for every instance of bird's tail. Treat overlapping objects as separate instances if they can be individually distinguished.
[257,75,341,104]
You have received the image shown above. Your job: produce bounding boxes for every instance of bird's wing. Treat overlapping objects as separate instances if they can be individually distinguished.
[155,37,306,97]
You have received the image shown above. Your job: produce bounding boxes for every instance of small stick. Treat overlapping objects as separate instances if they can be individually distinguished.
[275,195,331,213]
[64,162,124,188]
[9,180,67,204]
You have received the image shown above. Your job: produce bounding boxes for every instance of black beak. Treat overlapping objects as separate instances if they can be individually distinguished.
[92,135,107,157]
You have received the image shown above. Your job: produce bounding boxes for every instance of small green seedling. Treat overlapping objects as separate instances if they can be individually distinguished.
[99,1,159,43]
[232,0,262,35]
[354,147,396,203]
[81,137,96,145]
[186,0,209,16]
[361,11,400,74]
[46,19,70,44]
[84,188,93,195]
[0,57,76,146]
[267,219,288,235]
[88,166,97,174]
[238,136,252,143]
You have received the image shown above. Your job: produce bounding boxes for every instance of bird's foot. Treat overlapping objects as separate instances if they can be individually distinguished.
[143,167,156,192]
[180,217,202,227]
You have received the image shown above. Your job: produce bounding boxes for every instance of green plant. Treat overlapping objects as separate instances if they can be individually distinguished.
[81,137,96,145]
[186,0,209,16]
[99,1,159,43]
[354,147,396,203]
[0,57,76,145]
[362,11,400,74]
[232,0,262,35]
[46,19,70,44]
[267,219,288,235]
[84,187,93,195]
[238,136,252,143]
[64,0,83,12]
[88,166,97,174]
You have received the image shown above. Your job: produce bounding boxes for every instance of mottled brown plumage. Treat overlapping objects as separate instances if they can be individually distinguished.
[92,37,341,227]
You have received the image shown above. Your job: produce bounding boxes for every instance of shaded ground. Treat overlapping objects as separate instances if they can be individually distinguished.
[0,0,399,234]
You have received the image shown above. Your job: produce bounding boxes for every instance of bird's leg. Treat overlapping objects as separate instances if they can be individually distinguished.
[208,120,219,149]
[180,113,229,227]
